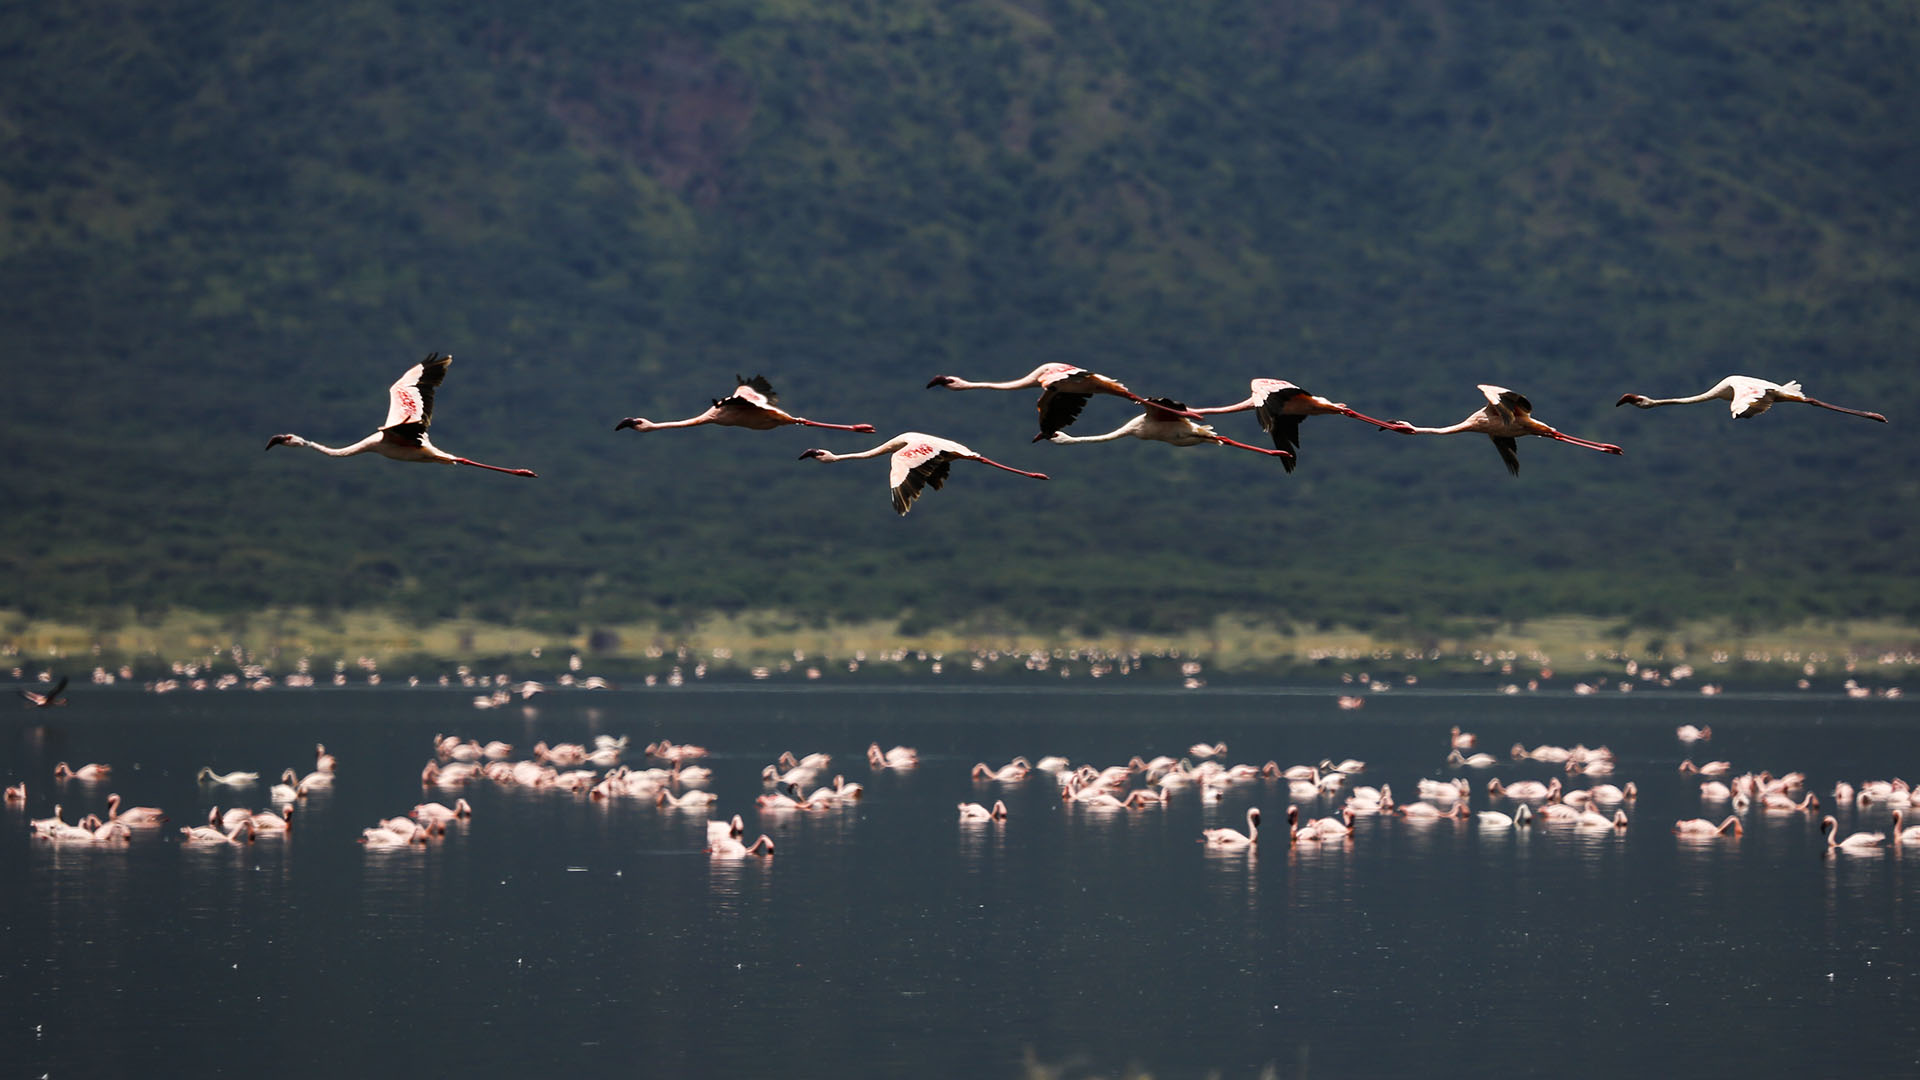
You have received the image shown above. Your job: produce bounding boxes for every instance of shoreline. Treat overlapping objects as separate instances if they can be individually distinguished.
[4,608,1914,696]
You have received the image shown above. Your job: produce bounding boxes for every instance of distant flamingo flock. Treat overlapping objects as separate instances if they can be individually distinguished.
[13,718,1915,863]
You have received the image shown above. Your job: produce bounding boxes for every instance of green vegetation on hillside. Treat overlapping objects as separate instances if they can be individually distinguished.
[2,1,1915,637]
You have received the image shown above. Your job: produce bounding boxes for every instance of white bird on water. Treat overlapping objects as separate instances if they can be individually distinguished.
[799,433,1048,516]
[1200,807,1262,848]
[265,353,537,477]
[615,374,875,435]
[1616,376,1887,423]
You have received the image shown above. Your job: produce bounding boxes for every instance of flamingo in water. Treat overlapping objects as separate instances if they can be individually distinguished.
[615,375,875,434]
[1616,376,1886,423]
[1043,398,1293,460]
[1392,384,1623,475]
[926,363,1202,439]
[265,353,537,477]
[1201,807,1262,848]
[799,433,1047,515]
[1188,379,1413,472]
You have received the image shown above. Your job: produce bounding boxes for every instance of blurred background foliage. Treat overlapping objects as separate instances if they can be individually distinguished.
[1,0,1914,637]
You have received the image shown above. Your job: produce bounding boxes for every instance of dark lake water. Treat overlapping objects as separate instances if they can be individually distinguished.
[4,685,1918,1077]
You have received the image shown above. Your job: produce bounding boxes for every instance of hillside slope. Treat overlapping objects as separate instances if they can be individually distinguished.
[1,0,1914,632]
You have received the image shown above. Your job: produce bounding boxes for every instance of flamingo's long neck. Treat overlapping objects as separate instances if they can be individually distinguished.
[1399,416,1483,436]
[287,433,381,457]
[941,375,1040,391]
[1047,423,1136,444]
[821,439,909,463]
[1187,394,1259,417]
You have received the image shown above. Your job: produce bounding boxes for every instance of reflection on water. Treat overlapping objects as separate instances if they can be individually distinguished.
[5,688,1920,1076]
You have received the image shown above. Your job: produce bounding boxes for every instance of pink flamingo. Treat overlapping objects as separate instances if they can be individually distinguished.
[266,353,537,477]
[18,675,68,708]
[1392,384,1623,475]
[616,374,874,434]
[105,793,168,826]
[1043,398,1293,459]
[1617,376,1886,423]
[5,782,24,803]
[412,799,473,824]
[1201,807,1262,848]
[1189,378,1412,471]
[800,433,1047,515]
[958,800,1009,821]
[181,819,255,845]
[53,762,110,782]
[1673,815,1742,837]
[708,833,776,857]
[1821,815,1886,851]
[927,363,1202,439]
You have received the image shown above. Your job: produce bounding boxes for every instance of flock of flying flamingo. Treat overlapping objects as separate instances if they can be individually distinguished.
[14,717,1916,856]
[263,356,1889,513]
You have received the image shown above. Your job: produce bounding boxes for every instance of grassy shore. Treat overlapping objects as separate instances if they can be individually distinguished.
[4,609,1916,691]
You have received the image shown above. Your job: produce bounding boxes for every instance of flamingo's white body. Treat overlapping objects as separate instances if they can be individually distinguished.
[197,767,259,786]
[1201,807,1262,848]
[616,374,874,435]
[53,762,110,782]
[1188,378,1412,471]
[1673,815,1742,837]
[1617,376,1887,423]
[412,799,473,825]
[971,759,1031,782]
[708,833,776,858]
[958,800,1009,821]
[800,433,1047,515]
[1478,804,1534,828]
[266,353,537,477]
[1044,398,1292,460]
[867,743,919,769]
[181,819,254,845]
[1394,384,1623,475]
[105,793,168,826]
[1821,815,1886,851]
[927,363,1199,439]
[658,789,719,809]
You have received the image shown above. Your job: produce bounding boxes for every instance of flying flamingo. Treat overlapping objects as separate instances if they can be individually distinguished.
[1392,384,1623,475]
[18,675,68,708]
[615,374,875,434]
[265,353,537,477]
[926,363,1202,439]
[1042,398,1293,459]
[799,433,1047,515]
[1616,376,1886,423]
[1188,379,1413,472]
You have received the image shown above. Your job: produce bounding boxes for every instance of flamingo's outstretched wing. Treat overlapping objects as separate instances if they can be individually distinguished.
[890,448,955,515]
[1491,435,1521,476]
[1036,390,1092,437]
[384,353,451,430]
[1729,380,1771,418]
[734,374,779,405]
